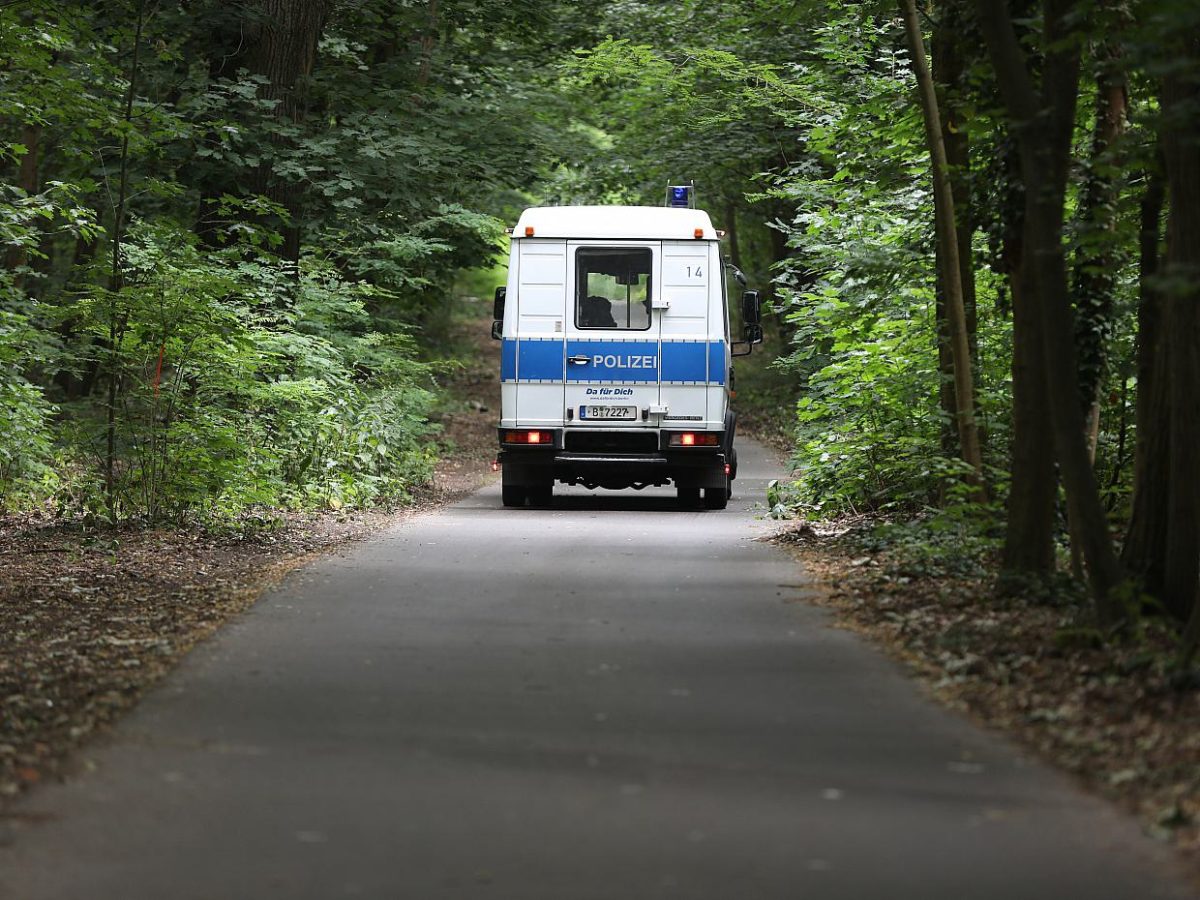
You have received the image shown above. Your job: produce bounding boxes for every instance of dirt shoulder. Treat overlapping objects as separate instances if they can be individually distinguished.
[771,522,1200,882]
[0,307,501,808]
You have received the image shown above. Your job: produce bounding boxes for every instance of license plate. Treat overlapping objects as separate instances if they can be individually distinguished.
[580,404,637,421]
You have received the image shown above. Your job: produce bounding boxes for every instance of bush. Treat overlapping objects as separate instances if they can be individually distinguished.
[53,222,437,522]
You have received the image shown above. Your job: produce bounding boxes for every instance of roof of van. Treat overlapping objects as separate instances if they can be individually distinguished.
[512,205,718,240]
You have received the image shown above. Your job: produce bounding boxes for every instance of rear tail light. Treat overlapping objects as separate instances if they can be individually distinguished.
[668,432,720,447]
[503,430,549,445]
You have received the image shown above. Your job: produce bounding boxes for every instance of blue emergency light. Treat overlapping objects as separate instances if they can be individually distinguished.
[666,184,693,208]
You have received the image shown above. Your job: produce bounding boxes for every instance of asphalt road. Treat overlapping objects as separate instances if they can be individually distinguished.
[1,438,1193,899]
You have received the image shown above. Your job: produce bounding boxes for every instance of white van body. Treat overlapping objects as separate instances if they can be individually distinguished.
[494,205,757,510]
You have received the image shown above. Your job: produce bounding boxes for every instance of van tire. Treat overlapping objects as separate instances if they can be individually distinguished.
[703,485,729,510]
[502,484,526,507]
[677,486,700,507]
[528,485,553,507]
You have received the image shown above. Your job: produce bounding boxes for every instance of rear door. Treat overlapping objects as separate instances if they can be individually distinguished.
[659,240,713,426]
[563,241,660,429]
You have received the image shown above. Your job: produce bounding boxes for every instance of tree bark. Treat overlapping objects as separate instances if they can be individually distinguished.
[1159,34,1200,624]
[1071,42,1128,457]
[1066,51,1126,579]
[976,0,1125,624]
[990,130,1057,577]
[1121,165,1168,587]
[900,0,986,498]
[240,0,333,264]
[1002,246,1058,576]
[931,1,977,456]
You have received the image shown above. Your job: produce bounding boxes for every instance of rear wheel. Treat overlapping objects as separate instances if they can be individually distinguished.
[528,484,553,508]
[677,486,700,508]
[703,485,729,510]
[501,480,527,508]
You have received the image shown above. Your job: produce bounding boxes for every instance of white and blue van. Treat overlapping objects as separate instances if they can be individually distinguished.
[491,203,762,509]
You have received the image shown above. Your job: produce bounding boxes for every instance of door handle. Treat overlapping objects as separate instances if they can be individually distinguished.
[567,355,591,365]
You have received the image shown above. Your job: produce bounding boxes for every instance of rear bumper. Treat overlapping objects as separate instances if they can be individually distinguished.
[498,447,727,490]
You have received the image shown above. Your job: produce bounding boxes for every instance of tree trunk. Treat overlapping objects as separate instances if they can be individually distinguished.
[1121,166,1168,587]
[992,132,1057,577]
[1066,50,1128,579]
[241,0,333,264]
[417,0,440,88]
[900,0,986,498]
[932,0,978,457]
[1002,247,1058,576]
[1159,35,1200,624]
[1071,42,1128,457]
[976,0,1125,624]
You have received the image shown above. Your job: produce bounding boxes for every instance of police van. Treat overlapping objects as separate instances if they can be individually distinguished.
[491,200,762,510]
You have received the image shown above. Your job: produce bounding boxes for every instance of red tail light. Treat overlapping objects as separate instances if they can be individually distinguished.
[503,430,550,445]
[668,432,720,448]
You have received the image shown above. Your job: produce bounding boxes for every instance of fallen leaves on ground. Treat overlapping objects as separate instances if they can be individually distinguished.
[0,509,398,801]
[772,522,1200,878]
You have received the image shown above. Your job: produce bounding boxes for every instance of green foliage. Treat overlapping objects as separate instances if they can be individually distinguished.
[850,503,1006,581]
[0,363,57,505]
[50,223,436,522]
[0,0,581,519]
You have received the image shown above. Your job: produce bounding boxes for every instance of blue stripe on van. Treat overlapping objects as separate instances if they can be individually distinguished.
[503,339,727,385]
[566,340,659,383]
[708,340,727,386]
[500,338,517,381]
[517,338,564,381]
[661,341,708,384]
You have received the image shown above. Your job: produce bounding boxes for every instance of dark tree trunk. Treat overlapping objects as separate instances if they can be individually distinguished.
[1066,44,1128,578]
[1121,166,1168,587]
[1071,42,1128,455]
[206,0,332,263]
[932,0,980,455]
[1159,35,1200,624]
[900,0,985,496]
[416,0,439,88]
[977,0,1125,623]
[1003,248,1058,576]
[993,133,1057,577]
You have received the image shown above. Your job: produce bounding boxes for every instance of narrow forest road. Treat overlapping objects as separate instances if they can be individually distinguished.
[1,439,1192,899]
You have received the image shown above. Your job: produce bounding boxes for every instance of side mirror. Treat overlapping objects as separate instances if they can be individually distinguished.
[491,319,503,340]
[741,290,761,326]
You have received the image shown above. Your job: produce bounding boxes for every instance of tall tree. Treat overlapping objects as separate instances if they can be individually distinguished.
[1122,161,1168,587]
[207,0,333,264]
[1071,38,1129,456]
[976,0,1125,623]
[1158,27,1200,625]
[931,0,980,459]
[899,0,985,497]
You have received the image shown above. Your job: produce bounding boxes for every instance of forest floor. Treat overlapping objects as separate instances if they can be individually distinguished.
[769,521,1200,881]
[0,297,502,811]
